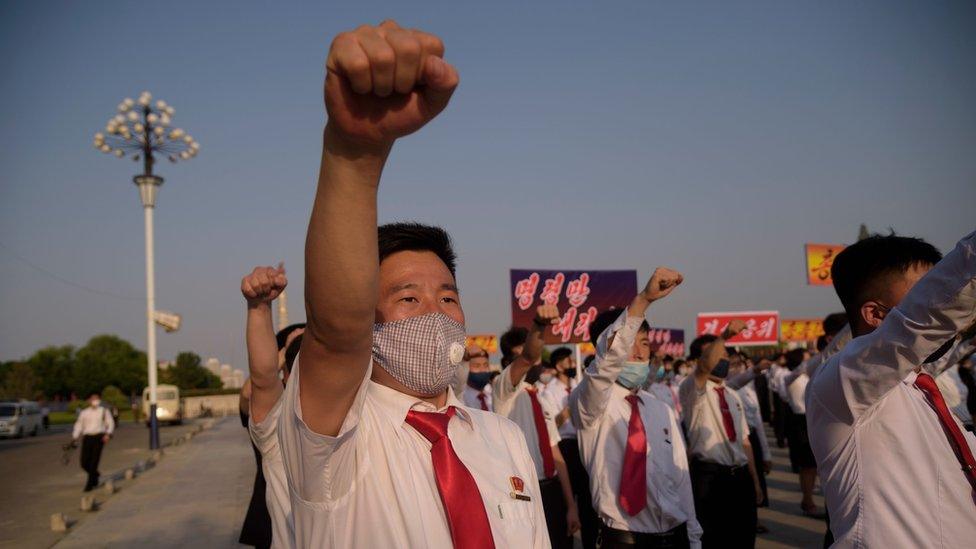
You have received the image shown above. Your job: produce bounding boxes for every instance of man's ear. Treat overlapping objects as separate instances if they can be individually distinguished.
[860,301,887,330]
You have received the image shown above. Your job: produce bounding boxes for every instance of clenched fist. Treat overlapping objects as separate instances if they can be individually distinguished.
[534,304,561,327]
[723,319,747,339]
[242,263,287,307]
[325,20,459,147]
[641,267,684,303]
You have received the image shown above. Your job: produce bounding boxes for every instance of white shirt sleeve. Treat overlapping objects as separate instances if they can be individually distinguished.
[104,408,114,436]
[72,410,83,440]
[249,394,284,456]
[492,363,525,416]
[570,311,642,430]
[811,230,976,424]
[725,368,757,390]
[668,406,703,548]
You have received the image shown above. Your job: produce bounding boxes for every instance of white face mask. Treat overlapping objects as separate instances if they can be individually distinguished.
[539,373,554,385]
[372,313,467,397]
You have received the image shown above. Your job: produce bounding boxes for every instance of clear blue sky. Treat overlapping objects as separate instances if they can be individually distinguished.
[1,1,974,365]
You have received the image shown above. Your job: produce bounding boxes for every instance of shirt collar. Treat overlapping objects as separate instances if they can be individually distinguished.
[369,379,475,430]
[610,382,644,404]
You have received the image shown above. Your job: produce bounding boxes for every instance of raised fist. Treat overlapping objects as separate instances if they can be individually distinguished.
[325,20,459,147]
[534,304,560,327]
[723,319,747,339]
[241,263,287,307]
[641,267,684,302]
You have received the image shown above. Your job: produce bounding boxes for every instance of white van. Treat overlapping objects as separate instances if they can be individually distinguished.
[141,384,183,425]
[0,401,44,438]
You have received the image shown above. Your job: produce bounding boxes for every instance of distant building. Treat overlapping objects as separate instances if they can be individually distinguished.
[158,360,174,371]
[205,358,221,377]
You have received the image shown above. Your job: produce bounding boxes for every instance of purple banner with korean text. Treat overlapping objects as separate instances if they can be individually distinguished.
[648,328,685,357]
[510,269,638,344]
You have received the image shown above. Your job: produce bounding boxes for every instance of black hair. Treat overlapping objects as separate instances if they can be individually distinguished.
[549,347,573,368]
[831,233,941,322]
[816,335,829,352]
[284,334,302,375]
[688,334,718,360]
[378,222,457,278]
[500,326,528,360]
[275,323,306,351]
[785,348,806,370]
[822,312,848,337]
[663,354,674,363]
[589,309,649,346]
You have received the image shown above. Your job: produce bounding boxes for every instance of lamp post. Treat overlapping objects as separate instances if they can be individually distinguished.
[93,91,198,449]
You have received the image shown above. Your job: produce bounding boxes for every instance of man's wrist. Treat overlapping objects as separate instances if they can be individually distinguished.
[323,124,393,163]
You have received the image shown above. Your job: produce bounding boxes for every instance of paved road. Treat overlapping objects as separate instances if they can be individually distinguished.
[0,418,201,548]
[756,427,827,548]
[55,417,252,549]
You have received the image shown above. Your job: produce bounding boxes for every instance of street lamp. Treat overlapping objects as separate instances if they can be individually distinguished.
[93,91,199,449]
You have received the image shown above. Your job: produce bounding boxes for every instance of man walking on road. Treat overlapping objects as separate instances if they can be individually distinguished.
[72,392,115,491]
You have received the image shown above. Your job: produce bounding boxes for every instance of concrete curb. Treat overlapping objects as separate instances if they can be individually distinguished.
[49,418,222,533]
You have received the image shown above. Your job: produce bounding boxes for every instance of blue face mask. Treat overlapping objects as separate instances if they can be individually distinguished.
[618,361,650,389]
[710,359,730,379]
[467,371,492,390]
[655,367,666,381]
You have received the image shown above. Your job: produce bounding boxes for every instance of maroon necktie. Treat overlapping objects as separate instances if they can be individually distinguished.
[620,394,647,516]
[914,373,976,494]
[405,407,496,549]
[476,392,489,411]
[714,386,737,442]
[526,388,556,478]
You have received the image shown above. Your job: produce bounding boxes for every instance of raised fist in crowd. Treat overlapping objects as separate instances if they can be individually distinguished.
[325,20,459,148]
[241,263,287,307]
[641,267,684,302]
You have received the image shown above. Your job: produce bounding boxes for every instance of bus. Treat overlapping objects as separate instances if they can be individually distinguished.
[141,384,183,426]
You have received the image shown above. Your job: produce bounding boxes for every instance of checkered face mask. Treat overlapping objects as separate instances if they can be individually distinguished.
[372,313,467,396]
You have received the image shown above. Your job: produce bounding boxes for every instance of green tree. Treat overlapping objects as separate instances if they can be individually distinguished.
[27,345,76,399]
[101,385,129,411]
[0,362,37,400]
[72,335,147,398]
[161,351,222,390]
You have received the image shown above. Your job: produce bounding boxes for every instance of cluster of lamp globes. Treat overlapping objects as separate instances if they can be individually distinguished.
[92,91,200,163]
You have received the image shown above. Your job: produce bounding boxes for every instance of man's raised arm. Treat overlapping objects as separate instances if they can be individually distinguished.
[300,21,458,436]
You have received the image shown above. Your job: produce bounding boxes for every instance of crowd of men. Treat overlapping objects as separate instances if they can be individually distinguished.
[233,21,976,549]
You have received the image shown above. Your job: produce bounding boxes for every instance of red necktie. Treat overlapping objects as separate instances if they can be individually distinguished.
[914,373,976,494]
[405,407,496,549]
[714,386,737,442]
[476,392,489,411]
[525,388,556,478]
[620,394,647,516]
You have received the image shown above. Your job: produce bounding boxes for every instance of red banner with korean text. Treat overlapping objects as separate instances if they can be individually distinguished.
[780,319,825,342]
[696,311,780,347]
[465,335,498,354]
[510,269,638,344]
[648,328,685,357]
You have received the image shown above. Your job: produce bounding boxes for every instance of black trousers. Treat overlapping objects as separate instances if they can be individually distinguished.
[80,434,105,491]
[771,393,787,446]
[747,427,768,507]
[239,411,272,548]
[541,476,571,549]
[559,438,599,549]
[598,523,690,549]
[690,460,757,549]
[754,374,771,424]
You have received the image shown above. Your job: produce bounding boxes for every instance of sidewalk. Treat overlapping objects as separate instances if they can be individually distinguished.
[55,417,254,549]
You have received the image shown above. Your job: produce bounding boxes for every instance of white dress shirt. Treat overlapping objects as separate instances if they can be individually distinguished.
[570,312,702,545]
[278,359,550,548]
[734,380,771,462]
[806,229,976,548]
[647,381,681,414]
[250,398,296,549]
[462,383,493,411]
[540,376,578,439]
[678,376,751,467]
[492,366,562,480]
[785,373,808,415]
[72,405,114,439]
[769,365,790,400]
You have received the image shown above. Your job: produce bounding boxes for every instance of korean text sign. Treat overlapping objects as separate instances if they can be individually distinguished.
[696,311,780,347]
[510,269,638,344]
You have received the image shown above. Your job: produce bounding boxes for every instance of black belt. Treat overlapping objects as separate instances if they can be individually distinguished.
[600,523,688,545]
[691,459,748,476]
